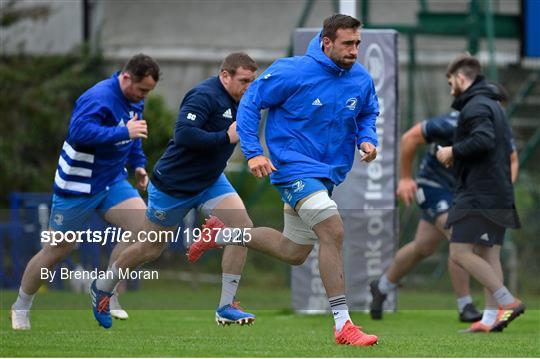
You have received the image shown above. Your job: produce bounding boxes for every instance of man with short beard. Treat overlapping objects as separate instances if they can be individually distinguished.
[437,53,525,333]
[188,14,379,346]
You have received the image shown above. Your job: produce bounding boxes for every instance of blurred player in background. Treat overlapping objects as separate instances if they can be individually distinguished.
[90,53,258,329]
[11,54,160,330]
[437,54,525,333]
[189,14,379,346]
[370,83,518,322]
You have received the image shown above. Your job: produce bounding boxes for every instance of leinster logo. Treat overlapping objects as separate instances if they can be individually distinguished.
[54,214,63,226]
[154,210,167,221]
[346,98,357,111]
[292,180,305,193]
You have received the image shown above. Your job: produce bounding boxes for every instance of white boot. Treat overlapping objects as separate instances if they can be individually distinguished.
[109,293,129,320]
[11,308,31,330]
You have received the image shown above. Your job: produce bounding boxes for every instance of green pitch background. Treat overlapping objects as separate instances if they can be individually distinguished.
[1,285,539,357]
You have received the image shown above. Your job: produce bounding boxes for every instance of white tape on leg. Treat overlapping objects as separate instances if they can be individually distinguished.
[297,192,339,229]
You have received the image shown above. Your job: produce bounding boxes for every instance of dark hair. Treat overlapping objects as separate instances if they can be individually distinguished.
[321,14,362,41]
[446,53,481,80]
[122,54,160,82]
[220,52,257,76]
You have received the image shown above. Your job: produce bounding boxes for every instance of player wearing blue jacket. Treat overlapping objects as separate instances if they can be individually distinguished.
[91,53,258,328]
[188,15,379,346]
[11,54,160,331]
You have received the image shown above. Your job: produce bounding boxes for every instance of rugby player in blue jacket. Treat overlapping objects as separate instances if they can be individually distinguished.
[369,102,518,323]
[91,53,258,328]
[11,54,160,330]
[188,15,379,346]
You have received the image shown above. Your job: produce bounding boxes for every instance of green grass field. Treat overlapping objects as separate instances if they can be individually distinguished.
[1,285,539,357]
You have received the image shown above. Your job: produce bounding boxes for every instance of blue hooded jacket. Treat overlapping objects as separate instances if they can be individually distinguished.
[53,73,146,196]
[237,32,379,185]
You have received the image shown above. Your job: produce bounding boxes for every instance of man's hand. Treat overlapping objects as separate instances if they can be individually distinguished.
[360,142,377,162]
[227,121,239,144]
[436,146,453,168]
[134,167,148,191]
[396,178,417,206]
[247,155,277,178]
[126,113,148,139]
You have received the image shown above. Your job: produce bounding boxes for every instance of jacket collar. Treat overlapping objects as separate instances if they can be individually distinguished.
[111,71,139,106]
[305,31,350,76]
[451,75,490,111]
[215,75,238,104]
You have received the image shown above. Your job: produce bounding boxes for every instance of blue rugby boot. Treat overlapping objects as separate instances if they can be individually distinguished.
[215,301,255,326]
[90,280,113,329]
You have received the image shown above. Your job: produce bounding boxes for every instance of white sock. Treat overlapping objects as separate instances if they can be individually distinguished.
[457,295,473,312]
[109,292,121,310]
[329,295,351,332]
[12,288,35,311]
[219,273,241,308]
[480,307,498,326]
[378,274,397,295]
[95,263,120,293]
[215,228,245,246]
[493,287,515,306]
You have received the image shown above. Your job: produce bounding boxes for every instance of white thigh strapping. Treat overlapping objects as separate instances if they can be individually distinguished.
[283,212,318,245]
[297,191,339,230]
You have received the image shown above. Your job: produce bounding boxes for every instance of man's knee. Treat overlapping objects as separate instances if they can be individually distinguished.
[314,216,344,247]
[283,251,309,266]
[449,244,468,263]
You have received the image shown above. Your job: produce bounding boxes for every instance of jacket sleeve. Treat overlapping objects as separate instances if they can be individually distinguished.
[452,107,496,159]
[174,90,229,150]
[237,61,297,160]
[127,138,146,170]
[355,79,379,147]
[69,98,130,146]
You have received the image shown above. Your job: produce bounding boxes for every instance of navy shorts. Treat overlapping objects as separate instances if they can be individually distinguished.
[450,215,505,246]
[415,184,453,224]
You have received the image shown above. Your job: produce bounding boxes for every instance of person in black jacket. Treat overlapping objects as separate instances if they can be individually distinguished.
[437,54,525,333]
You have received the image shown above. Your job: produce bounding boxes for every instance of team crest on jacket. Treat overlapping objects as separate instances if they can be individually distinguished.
[292,180,305,193]
[154,210,167,221]
[346,98,357,111]
[54,214,64,226]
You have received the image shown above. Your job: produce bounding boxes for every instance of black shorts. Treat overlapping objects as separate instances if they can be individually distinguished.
[450,215,506,246]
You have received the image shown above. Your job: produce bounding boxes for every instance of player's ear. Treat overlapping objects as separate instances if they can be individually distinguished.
[322,36,333,50]
[121,71,133,84]
[221,69,234,86]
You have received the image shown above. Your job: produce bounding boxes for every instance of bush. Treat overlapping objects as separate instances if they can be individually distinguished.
[0,53,105,203]
[140,95,175,171]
